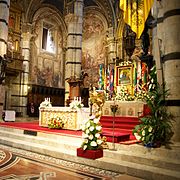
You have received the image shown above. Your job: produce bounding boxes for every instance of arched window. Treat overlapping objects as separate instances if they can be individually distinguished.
[42,23,55,53]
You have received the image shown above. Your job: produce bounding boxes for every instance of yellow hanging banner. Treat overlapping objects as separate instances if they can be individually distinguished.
[120,0,154,39]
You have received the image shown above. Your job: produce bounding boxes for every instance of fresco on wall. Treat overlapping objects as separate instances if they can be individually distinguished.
[30,18,63,88]
[82,13,107,88]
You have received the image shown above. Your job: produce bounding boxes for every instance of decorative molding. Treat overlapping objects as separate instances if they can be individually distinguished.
[66,61,81,65]
[67,47,82,50]
[0,0,9,8]
[162,52,180,62]
[164,100,180,106]
[68,33,82,36]
[0,18,8,25]
[0,38,7,44]
[155,9,180,26]
[164,9,180,20]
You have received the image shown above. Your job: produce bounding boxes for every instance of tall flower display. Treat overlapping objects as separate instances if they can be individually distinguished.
[80,88,105,151]
[81,115,103,150]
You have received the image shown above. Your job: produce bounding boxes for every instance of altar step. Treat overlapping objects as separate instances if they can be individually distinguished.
[0,125,180,180]
[100,116,140,129]
[100,116,140,141]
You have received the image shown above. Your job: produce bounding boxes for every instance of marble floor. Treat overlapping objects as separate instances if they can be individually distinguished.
[0,145,143,180]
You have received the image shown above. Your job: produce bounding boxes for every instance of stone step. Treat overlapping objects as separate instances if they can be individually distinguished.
[0,129,81,151]
[107,142,180,161]
[0,126,81,142]
[103,148,180,172]
[99,156,180,180]
[0,126,180,180]
[0,136,76,156]
[0,140,179,180]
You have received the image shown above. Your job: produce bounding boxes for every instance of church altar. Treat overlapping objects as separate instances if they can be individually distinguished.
[102,101,145,117]
[39,107,90,130]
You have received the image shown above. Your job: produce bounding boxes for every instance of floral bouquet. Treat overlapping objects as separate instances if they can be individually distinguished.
[69,99,84,110]
[48,116,64,129]
[81,115,103,150]
[115,86,135,101]
[39,98,52,108]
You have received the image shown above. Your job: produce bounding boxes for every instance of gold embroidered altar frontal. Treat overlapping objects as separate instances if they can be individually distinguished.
[39,107,89,130]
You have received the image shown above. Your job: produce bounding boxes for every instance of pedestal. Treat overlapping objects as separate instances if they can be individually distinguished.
[77,148,103,159]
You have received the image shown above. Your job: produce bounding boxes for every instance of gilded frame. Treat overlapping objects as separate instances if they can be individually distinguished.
[117,65,133,86]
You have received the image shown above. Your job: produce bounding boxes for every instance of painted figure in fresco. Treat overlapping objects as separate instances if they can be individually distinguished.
[44,67,53,87]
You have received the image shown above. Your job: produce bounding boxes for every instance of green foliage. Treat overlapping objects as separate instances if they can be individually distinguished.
[133,83,174,146]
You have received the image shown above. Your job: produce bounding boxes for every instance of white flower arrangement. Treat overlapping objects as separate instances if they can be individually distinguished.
[69,97,84,110]
[115,86,135,101]
[39,98,52,108]
[81,115,103,150]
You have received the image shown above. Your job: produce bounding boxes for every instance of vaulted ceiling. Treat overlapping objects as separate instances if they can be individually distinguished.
[14,0,117,28]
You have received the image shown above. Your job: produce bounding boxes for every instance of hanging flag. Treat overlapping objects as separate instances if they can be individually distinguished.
[98,64,105,90]
[105,65,110,92]
[109,65,114,98]
[142,62,148,86]
[133,61,138,94]
[137,60,142,92]
[119,0,154,39]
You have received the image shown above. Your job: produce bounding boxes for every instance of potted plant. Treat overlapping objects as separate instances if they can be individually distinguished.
[133,83,174,148]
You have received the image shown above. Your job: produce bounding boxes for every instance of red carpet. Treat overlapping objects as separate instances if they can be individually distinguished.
[0,118,141,144]
[100,115,141,143]
[0,121,82,138]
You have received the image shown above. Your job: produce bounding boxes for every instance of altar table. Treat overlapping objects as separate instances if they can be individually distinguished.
[39,107,90,130]
[102,101,145,117]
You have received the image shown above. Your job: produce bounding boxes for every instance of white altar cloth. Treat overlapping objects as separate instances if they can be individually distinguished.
[39,107,90,130]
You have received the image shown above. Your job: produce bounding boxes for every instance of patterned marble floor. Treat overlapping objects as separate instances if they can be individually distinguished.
[0,145,143,180]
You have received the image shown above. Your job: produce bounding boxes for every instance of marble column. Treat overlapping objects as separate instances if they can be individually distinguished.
[163,0,180,143]
[20,23,32,117]
[64,0,83,104]
[0,0,10,119]
[152,0,180,143]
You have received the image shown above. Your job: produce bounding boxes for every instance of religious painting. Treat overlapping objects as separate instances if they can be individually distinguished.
[117,66,132,86]
[117,66,133,86]
[116,65,133,95]
[82,11,107,88]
